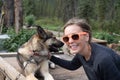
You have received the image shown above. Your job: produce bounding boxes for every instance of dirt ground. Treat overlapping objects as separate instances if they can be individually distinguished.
[3,54,88,80]
[50,65,88,80]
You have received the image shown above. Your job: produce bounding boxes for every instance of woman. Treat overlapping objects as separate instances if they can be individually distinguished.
[50,18,120,80]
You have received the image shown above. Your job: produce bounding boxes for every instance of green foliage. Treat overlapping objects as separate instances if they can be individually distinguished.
[23,0,35,16]
[90,19,100,31]
[25,14,36,27]
[90,19,120,33]
[0,0,3,7]
[3,28,36,52]
[93,32,118,44]
[35,17,63,31]
[117,46,120,51]
[1,26,8,34]
[21,0,120,33]
[103,20,117,33]
[78,0,94,20]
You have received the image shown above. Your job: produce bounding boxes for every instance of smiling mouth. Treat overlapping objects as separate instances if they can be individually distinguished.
[70,46,78,50]
[69,43,79,50]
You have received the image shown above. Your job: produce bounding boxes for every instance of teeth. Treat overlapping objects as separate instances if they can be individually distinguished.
[70,43,78,50]
[70,43,77,46]
[71,45,77,48]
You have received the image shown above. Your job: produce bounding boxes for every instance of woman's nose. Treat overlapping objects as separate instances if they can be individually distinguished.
[68,37,74,43]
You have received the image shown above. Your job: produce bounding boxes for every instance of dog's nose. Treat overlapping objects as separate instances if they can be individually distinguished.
[60,41,64,47]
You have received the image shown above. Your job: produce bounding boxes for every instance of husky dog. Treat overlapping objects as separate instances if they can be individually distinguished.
[17,26,64,80]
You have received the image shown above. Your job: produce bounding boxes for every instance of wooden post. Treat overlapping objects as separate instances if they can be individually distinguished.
[0,56,25,80]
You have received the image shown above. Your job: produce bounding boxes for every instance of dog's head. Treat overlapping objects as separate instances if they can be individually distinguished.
[18,26,64,56]
[36,25,64,52]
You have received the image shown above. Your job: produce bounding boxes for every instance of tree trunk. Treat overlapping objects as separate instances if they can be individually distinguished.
[14,0,23,34]
[3,0,14,28]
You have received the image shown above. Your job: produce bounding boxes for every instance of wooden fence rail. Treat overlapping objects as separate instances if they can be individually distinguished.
[0,56,25,80]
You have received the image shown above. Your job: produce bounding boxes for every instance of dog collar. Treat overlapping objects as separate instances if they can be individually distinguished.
[31,50,50,59]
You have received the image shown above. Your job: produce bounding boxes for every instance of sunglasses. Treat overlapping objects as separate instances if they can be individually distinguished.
[62,32,87,43]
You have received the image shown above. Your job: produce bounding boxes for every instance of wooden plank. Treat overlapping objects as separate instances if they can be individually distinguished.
[92,38,107,46]
[0,52,17,57]
[0,56,25,80]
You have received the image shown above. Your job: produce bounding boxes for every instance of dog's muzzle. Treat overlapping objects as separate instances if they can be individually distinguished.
[49,41,64,52]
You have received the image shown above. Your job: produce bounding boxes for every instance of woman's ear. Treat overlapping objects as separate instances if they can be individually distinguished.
[85,33,89,42]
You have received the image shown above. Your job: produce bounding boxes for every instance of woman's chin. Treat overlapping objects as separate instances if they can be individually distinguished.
[70,50,79,54]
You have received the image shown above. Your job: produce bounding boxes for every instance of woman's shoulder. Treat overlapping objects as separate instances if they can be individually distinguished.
[91,43,115,63]
[91,42,114,54]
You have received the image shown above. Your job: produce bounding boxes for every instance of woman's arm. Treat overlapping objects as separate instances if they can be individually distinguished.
[50,54,82,70]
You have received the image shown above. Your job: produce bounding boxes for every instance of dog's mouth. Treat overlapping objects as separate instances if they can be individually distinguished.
[49,42,64,52]
[49,45,60,52]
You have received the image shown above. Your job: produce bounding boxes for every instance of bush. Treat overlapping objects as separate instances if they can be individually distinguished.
[93,32,118,44]
[3,28,36,52]
[25,14,36,27]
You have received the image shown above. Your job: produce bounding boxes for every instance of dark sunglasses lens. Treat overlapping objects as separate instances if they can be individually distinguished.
[72,34,79,40]
[63,37,69,42]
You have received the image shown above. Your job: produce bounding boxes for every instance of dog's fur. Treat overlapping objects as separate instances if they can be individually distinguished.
[17,26,64,80]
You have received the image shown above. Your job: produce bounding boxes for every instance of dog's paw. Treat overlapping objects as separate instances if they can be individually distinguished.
[49,61,56,69]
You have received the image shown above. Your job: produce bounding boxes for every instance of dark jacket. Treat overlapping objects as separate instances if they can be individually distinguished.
[50,43,120,80]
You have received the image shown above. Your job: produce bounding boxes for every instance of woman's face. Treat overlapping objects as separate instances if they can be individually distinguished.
[63,24,89,54]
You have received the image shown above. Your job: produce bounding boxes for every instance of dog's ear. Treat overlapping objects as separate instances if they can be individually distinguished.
[36,25,48,39]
